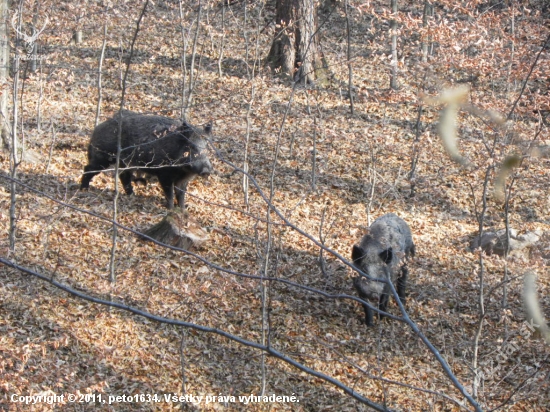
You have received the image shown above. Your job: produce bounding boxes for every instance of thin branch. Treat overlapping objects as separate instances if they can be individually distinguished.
[186,0,202,112]
[1,172,403,322]
[1,160,481,410]
[0,257,391,412]
[95,24,108,127]
[9,0,24,254]
[344,0,354,114]
[110,0,148,284]
[506,32,550,120]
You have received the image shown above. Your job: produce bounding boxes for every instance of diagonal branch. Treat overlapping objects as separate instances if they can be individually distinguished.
[0,257,391,412]
[506,32,550,120]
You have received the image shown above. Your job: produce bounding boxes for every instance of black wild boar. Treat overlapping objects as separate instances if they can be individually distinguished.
[80,111,213,208]
[351,213,415,326]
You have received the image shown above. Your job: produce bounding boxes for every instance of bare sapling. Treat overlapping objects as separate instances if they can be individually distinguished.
[95,24,107,127]
[389,0,398,90]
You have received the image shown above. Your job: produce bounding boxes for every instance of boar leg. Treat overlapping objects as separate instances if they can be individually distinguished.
[397,265,408,305]
[80,164,103,189]
[174,176,193,209]
[379,292,390,320]
[353,277,374,327]
[158,174,175,209]
[119,169,134,195]
[363,304,374,327]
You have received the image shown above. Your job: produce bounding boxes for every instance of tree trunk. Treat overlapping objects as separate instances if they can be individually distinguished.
[389,0,398,90]
[142,208,208,250]
[0,0,10,149]
[421,1,433,62]
[267,0,327,85]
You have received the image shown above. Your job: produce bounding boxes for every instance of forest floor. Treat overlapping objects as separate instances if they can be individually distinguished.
[1,0,550,411]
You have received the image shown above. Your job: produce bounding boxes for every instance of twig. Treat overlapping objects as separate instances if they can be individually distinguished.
[243,85,254,210]
[44,120,56,173]
[180,328,188,410]
[507,32,550,120]
[110,0,149,284]
[186,0,202,113]
[389,0,398,90]
[472,165,491,398]
[408,102,423,197]
[217,3,225,77]
[344,0,354,114]
[0,256,391,412]
[95,24,108,127]
[9,1,24,254]
[1,166,481,410]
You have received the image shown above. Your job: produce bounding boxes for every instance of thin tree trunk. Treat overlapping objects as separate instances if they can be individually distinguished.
[506,0,515,95]
[179,0,189,119]
[9,2,24,254]
[0,0,10,149]
[95,24,107,127]
[217,4,225,77]
[243,1,250,79]
[36,57,43,133]
[243,85,254,210]
[365,147,377,226]
[109,0,149,284]
[421,1,433,62]
[29,2,41,73]
[45,120,56,173]
[408,101,424,197]
[389,0,398,90]
[267,0,294,78]
[260,83,297,397]
[252,2,265,77]
[311,116,317,190]
[471,166,491,398]
[179,328,188,410]
[186,0,202,114]
[344,0,354,114]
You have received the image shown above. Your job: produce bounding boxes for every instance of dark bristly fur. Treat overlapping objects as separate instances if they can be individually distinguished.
[351,213,415,327]
[80,111,213,209]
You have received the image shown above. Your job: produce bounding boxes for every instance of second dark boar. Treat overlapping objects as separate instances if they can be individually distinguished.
[351,213,415,326]
[80,111,213,208]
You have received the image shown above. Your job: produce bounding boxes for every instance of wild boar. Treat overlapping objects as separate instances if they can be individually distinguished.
[80,111,213,208]
[351,213,415,326]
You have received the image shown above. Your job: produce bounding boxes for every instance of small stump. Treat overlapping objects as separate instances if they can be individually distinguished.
[142,208,208,250]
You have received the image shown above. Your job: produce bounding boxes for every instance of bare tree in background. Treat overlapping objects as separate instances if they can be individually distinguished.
[421,1,433,62]
[29,1,40,73]
[389,0,398,90]
[267,0,327,85]
[0,0,10,149]
[344,0,354,114]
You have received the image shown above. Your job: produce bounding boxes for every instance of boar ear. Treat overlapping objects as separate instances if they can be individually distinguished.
[352,245,365,262]
[379,247,393,264]
[204,122,213,135]
[178,123,193,135]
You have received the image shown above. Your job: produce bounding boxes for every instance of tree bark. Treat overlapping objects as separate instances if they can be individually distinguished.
[421,1,433,62]
[389,0,398,90]
[142,208,208,250]
[0,0,10,149]
[267,0,326,85]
